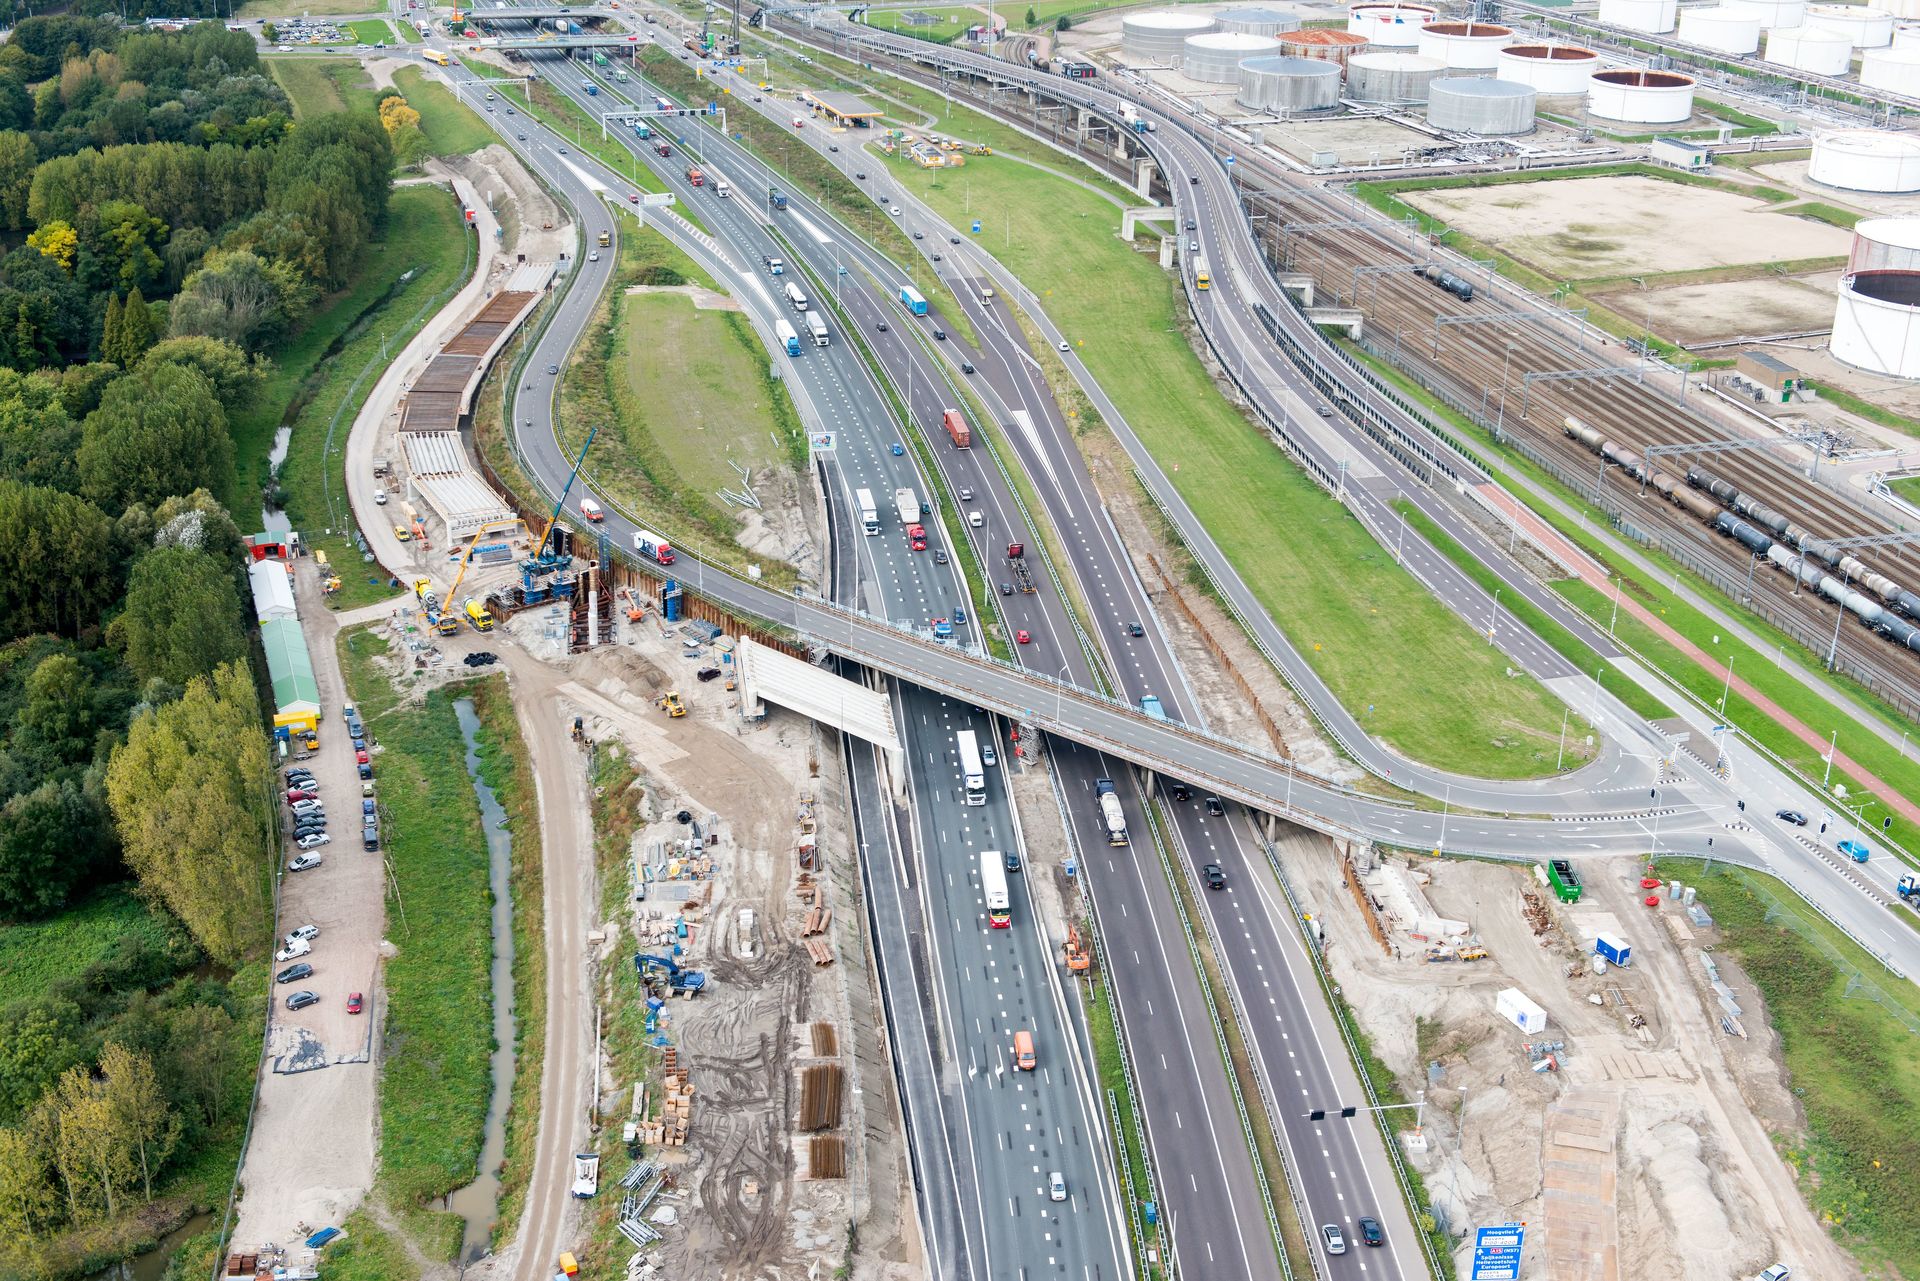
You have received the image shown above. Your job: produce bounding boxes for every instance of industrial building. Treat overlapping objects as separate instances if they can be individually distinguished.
[1183,30,1283,80]
[1599,0,1678,32]
[1833,217,1920,378]
[1862,46,1920,92]
[1494,42,1600,94]
[1277,26,1371,66]
[1214,6,1300,37]
[1764,24,1855,73]
[1588,68,1695,121]
[249,560,297,624]
[259,616,320,735]
[1347,2,1437,46]
[1347,50,1447,101]
[1417,20,1513,68]
[1679,6,1762,53]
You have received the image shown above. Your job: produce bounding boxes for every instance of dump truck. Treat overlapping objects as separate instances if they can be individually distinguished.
[686,165,704,187]
[1063,923,1091,973]
[942,408,971,448]
[1546,859,1582,904]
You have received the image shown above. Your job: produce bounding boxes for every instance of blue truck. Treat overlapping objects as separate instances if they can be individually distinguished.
[900,285,928,316]
[770,188,789,210]
[1139,694,1166,721]
[775,318,801,356]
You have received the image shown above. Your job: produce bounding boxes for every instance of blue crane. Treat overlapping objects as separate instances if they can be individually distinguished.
[526,422,598,578]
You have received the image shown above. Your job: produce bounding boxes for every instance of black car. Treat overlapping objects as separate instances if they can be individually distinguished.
[961,362,975,374]
[275,962,314,984]
[876,321,889,332]
[1000,582,1013,596]
[1125,620,1144,637]
[293,821,328,835]
[1170,783,1191,802]
[1202,863,1225,890]
[1357,1216,1384,1247]
[1185,218,1196,231]
[933,329,946,341]
[1776,808,1809,826]
[285,990,320,1011]
[949,235,960,244]
[1189,175,1199,185]
[934,549,949,565]
[1206,796,1224,817]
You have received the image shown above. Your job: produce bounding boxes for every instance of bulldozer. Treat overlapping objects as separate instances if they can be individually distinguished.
[660,691,686,718]
[1063,923,1091,974]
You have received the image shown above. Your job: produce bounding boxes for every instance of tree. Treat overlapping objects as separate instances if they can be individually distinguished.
[1055,14,1072,29]
[105,661,270,967]
[98,292,120,362]
[140,336,265,410]
[25,219,76,270]
[0,779,110,918]
[0,1000,83,1124]
[92,201,167,294]
[168,247,308,351]
[97,1043,177,1203]
[109,545,245,687]
[102,284,156,366]
[377,94,421,138]
[50,1060,123,1221]
[1025,6,1035,23]
[0,131,35,230]
[260,22,277,43]
[0,1124,58,1239]
[0,368,82,490]
[0,479,115,640]
[152,487,247,563]
[15,652,96,765]
[77,360,230,512]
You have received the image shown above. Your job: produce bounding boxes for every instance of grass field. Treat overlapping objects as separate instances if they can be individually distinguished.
[0,888,191,1010]
[240,0,364,16]
[1892,475,1920,506]
[883,144,1579,777]
[318,1211,416,1281]
[467,679,547,1251]
[861,6,977,42]
[273,185,473,609]
[267,56,376,118]
[337,628,495,1254]
[1393,501,1673,723]
[392,65,495,157]
[1658,859,1920,1275]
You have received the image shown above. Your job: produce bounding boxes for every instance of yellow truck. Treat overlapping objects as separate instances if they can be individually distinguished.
[463,598,495,632]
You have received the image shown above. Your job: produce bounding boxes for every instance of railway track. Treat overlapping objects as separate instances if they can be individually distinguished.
[1252,202,1920,716]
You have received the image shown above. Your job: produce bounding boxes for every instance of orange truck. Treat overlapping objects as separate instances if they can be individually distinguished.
[1011,1029,1035,1071]
[686,166,704,187]
[942,408,970,448]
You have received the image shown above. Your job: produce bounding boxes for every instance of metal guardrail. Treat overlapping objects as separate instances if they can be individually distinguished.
[1137,793,1294,1280]
[1253,828,1451,1281]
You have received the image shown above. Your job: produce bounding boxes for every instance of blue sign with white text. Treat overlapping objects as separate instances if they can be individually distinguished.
[1471,1223,1525,1281]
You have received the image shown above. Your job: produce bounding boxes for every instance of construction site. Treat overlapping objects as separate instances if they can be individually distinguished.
[1275,833,1860,1280]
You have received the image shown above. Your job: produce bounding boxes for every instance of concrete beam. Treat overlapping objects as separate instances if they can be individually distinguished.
[1276,271,1315,307]
[1305,307,1364,339]
[1121,205,1175,241]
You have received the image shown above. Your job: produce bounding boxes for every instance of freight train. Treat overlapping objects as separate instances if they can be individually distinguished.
[1562,416,1920,655]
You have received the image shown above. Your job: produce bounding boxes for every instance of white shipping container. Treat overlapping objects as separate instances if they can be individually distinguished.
[1496,987,1548,1034]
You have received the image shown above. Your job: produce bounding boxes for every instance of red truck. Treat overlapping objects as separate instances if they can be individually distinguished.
[686,166,704,187]
[942,408,971,448]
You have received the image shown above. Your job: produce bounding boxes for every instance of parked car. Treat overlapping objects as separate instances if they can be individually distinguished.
[356,749,371,765]
[285,769,314,785]
[362,799,377,817]
[1202,862,1225,890]
[293,822,327,838]
[297,833,331,850]
[347,992,364,1015]
[275,938,312,963]
[1757,1266,1790,1281]
[275,962,313,984]
[285,990,320,1011]
[288,853,324,872]
[286,788,318,802]
[285,925,321,944]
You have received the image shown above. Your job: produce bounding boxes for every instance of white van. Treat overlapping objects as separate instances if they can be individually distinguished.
[581,498,603,522]
[968,510,984,528]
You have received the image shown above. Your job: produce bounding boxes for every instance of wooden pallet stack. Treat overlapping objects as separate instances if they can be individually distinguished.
[633,1048,695,1146]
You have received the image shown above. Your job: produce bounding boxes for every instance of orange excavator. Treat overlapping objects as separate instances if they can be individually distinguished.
[1063,923,1092,974]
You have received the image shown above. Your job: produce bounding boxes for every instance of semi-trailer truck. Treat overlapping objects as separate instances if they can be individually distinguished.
[775,318,801,356]
[942,408,971,448]
[1095,779,1127,846]
[805,312,829,347]
[784,282,809,312]
[632,530,676,565]
[893,489,919,528]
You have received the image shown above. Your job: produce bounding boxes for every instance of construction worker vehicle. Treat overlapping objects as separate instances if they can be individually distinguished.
[661,692,686,718]
[635,952,706,996]
[1062,923,1091,973]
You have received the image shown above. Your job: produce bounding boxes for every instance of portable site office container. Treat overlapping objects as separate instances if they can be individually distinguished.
[1496,987,1547,1034]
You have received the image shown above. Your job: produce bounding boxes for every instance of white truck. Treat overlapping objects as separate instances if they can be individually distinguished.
[1095,778,1128,846]
[856,487,880,535]
[805,311,829,347]
[894,488,920,528]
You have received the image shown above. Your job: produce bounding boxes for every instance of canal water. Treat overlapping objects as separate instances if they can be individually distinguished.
[84,1211,213,1281]
[446,698,519,1264]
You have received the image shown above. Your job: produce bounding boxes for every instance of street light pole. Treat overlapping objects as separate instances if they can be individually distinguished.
[1557,706,1570,771]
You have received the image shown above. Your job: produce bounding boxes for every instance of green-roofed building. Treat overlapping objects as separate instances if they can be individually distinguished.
[259,616,321,733]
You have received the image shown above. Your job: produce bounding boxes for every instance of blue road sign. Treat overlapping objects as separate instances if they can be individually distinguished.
[1471,1223,1525,1281]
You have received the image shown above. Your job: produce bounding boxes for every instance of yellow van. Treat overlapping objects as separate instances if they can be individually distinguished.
[1012,1029,1035,1072]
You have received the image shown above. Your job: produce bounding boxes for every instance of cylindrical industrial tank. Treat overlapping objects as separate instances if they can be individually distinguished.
[1804,2,1895,44]
[1885,0,1920,16]
[1347,50,1447,99]
[1348,2,1438,46]
[1725,0,1807,25]
[1896,21,1920,45]
[1426,76,1537,132]
[1183,31,1284,80]
[1236,54,1344,110]
[1278,27,1372,66]
[1121,10,1218,63]
[1764,24,1855,72]
[1588,68,1696,120]
[1862,45,1920,91]
[1215,6,1301,37]
[1495,42,1601,93]
[1679,5,1763,52]
[1418,20,1514,67]
[1599,0,1678,31]
[1810,130,1920,192]
[1834,218,1920,378]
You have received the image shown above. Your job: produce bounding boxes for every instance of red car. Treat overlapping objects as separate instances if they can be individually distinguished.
[1016,630,1031,644]
[355,748,370,765]
[346,992,364,1015]
[629,192,641,202]
[286,788,318,802]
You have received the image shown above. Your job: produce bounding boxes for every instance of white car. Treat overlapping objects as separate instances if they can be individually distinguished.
[1758,1268,1791,1281]
[288,853,325,872]
[297,833,331,850]
[285,924,321,944]
[1058,340,1071,352]
[274,938,312,963]
[374,488,388,505]
[889,206,902,216]
[1048,1172,1066,1202]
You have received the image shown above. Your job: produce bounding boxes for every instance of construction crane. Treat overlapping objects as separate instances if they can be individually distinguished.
[422,518,522,635]
[528,424,599,578]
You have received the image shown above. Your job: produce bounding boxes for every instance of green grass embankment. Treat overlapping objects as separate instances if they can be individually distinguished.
[879,121,1581,778]
[392,66,496,157]
[1658,859,1920,1276]
[337,628,497,1261]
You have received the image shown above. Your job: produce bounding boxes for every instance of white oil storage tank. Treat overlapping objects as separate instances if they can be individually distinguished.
[1347,49,1447,99]
[1725,0,1806,25]
[1804,2,1895,44]
[1896,21,1920,45]
[1426,76,1537,132]
[1887,0,1920,16]
[1183,30,1283,80]
[1419,20,1514,67]
[1121,10,1218,63]
[1679,5,1763,52]
[1495,42,1601,94]
[1764,24,1855,71]
[1348,2,1438,46]
[1588,68,1695,121]
[1599,0,1678,31]
[1278,26,1372,65]
[1215,6,1301,37]
[1810,130,1920,192]
[1862,45,1920,91]
[1833,218,1920,377]
[1236,53,1344,110]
